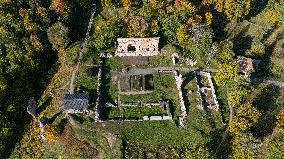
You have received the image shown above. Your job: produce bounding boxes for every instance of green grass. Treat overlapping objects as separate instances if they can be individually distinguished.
[76,67,98,90]
[148,55,173,67]
[119,73,180,121]
[268,132,284,159]
[119,120,212,158]
[101,106,166,120]
[73,127,112,159]
[106,56,124,71]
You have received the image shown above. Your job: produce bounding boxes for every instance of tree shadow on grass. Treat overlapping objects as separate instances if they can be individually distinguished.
[246,0,269,20]
[232,25,252,56]
[48,111,63,124]
[211,10,229,43]
[206,128,230,159]
[250,85,281,139]
[57,118,69,134]
[181,72,195,113]
[37,96,53,114]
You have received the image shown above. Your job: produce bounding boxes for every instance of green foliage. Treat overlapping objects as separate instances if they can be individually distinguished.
[231,133,261,159]
[214,0,252,21]
[161,14,182,43]
[148,55,173,67]
[76,67,98,90]
[229,103,261,135]
[92,19,126,51]
[47,22,70,51]
[268,133,284,159]
[273,0,284,26]
[106,57,124,71]
[101,106,165,120]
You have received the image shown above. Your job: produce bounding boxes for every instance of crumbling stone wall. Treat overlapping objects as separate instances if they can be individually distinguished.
[115,38,160,56]
[195,71,219,111]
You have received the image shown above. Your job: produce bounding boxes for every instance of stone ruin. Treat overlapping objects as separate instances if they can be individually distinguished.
[237,56,254,78]
[115,38,160,56]
[195,71,219,111]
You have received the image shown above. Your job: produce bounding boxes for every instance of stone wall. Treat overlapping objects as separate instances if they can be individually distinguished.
[115,38,160,56]
[195,71,219,110]
[173,71,187,128]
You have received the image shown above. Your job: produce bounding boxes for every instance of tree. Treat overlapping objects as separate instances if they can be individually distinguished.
[47,22,70,51]
[92,19,126,51]
[126,16,149,37]
[214,0,252,21]
[268,133,284,159]
[231,133,261,159]
[161,14,182,43]
[44,124,60,142]
[229,103,261,135]
[50,0,71,19]
[274,0,284,26]
[277,109,284,129]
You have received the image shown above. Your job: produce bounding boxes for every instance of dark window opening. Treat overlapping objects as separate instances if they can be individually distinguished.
[127,45,136,52]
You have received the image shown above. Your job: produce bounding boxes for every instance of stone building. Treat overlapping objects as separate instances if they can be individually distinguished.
[237,56,254,77]
[115,38,160,56]
[63,93,90,114]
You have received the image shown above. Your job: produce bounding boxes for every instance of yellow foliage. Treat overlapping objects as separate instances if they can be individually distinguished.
[214,61,239,87]
[23,11,37,33]
[247,44,265,57]
[30,34,43,51]
[264,9,278,24]
[229,104,261,135]
[277,109,284,129]
[51,0,71,19]
[19,8,26,17]
[101,0,112,7]
[122,0,131,9]
[150,19,159,36]
[205,12,213,26]
[228,86,248,106]
[175,0,196,15]
[176,25,189,46]
[215,0,224,12]
[44,124,60,142]
[14,123,44,158]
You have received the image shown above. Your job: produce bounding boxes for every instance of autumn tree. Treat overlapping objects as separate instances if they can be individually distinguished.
[273,0,284,26]
[126,16,149,37]
[47,22,70,51]
[44,124,60,142]
[50,0,71,19]
[277,109,284,129]
[213,0,252,21]
[229,103,261,135]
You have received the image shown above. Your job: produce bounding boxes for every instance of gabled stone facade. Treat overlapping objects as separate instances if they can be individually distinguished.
[115,38,160,56]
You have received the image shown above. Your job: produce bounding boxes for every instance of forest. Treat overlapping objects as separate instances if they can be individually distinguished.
[0,0,284,158]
